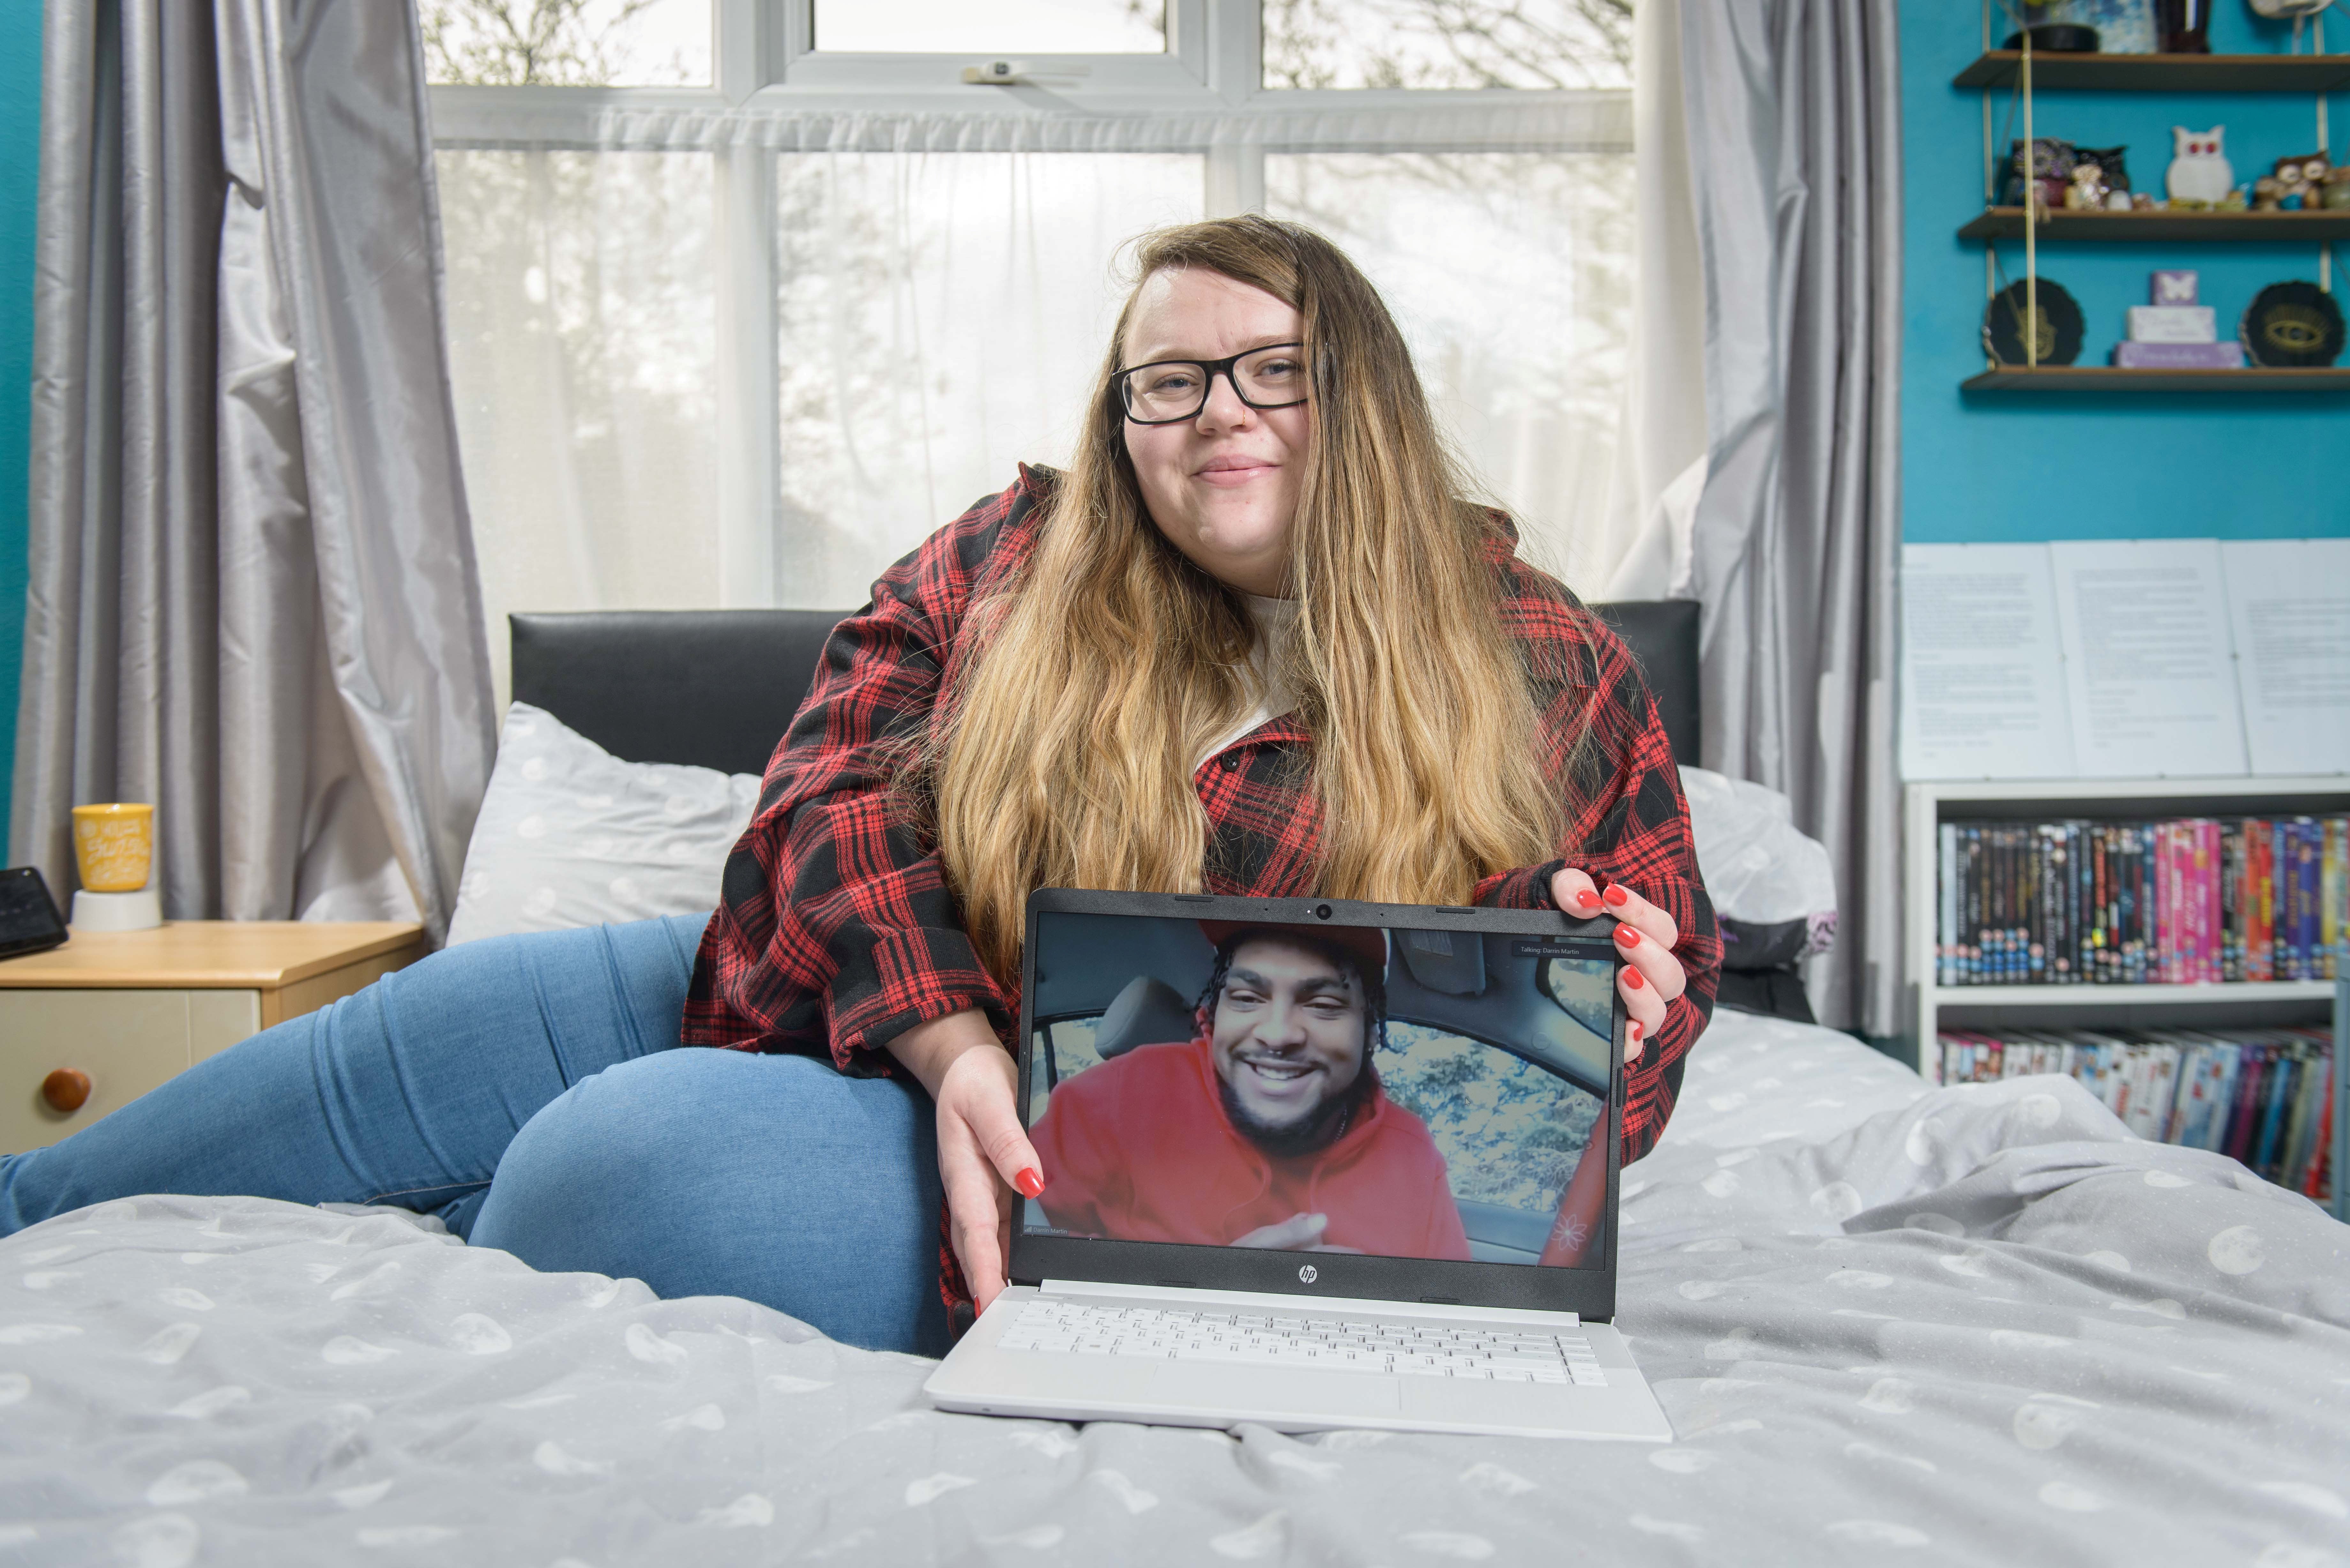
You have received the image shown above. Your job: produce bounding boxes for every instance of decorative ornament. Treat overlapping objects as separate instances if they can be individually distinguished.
[2240,282,2345,368]
[2002,22,2102,50]
[2270,151,2333,212]
[2165,126,2233,207]
[2075,145,2133,194]
[1983,278,2087,366]
[2005,138,2077,209]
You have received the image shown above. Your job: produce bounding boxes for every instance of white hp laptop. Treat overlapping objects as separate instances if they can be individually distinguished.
[923,889,1672,1441]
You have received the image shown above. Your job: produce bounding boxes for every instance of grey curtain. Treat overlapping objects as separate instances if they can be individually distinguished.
[14,0,494,944]
[1676,0,1904,1037]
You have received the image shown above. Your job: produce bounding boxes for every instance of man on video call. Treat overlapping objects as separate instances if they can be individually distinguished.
[1029,922,1473,1260]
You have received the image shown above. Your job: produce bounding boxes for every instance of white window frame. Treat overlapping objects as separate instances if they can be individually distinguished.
[427,0,1632,606]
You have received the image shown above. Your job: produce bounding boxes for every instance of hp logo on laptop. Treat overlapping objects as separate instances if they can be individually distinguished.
[1298,1264,1318,1284]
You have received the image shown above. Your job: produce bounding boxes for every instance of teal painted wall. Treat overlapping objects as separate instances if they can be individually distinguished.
[0,0,37,839]
[1900,0,2350,542]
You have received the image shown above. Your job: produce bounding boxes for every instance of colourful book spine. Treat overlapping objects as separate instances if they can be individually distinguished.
[2308,1058,2335,1202]
[2159,822,2180,984]
[2190,823,2209,983]
[2123,827,2145,984]
[2255,1052,2299,1180]
[1965,825,1984,984]
[2281,1039,2327,1196]
[2030,826,2050,982]
[2249,820,2275,984]
[2057,822,2080,984]
[2220,820,2241,983]
[2209,1046,2245,1154]
[2171,823,2190,983]
[2324,817,2346,983]
[1937,822,1956,988]
[2224,1046,2270,1164]
[2113,829,2130,984]
[2095,829,2112,985]
[2288,819,2316,980]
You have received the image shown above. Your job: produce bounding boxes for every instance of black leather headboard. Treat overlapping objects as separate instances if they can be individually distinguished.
[510,610,845,777]
[1588,599,1701,768]
[510,599,1700,775]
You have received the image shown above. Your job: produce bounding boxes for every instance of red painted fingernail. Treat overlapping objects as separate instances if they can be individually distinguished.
[1013,1168,1044,1198]
[1573,889,1601,909]
[1623,966,1645,989]
[1628,1021,1644,1047]
[1616,925,1641,948]
[1602,885,1630,908]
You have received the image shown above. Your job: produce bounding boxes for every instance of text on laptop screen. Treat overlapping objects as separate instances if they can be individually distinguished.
[1022,913,1616,1269]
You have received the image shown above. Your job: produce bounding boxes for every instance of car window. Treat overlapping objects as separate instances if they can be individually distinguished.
[1027,1018,1106,1123]
[1380,1022,1600,1218]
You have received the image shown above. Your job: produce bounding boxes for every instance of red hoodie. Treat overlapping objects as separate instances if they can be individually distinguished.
[1030,1037,1473,1262]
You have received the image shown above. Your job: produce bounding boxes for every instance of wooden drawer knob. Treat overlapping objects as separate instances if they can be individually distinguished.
[42,1068,91,1114]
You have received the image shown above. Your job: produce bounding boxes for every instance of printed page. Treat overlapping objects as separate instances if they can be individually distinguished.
[2220,538,2350,776]
[2050,539,2248,779]
[1899,543,2076,780]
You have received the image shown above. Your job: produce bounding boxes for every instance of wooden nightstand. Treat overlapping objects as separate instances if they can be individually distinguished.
[0,921,424,1152]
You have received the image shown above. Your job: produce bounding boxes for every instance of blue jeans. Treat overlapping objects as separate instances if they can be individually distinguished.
[0,915,949,1356]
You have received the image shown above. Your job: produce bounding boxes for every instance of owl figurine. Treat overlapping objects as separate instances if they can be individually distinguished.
[2166,126,2233,208]
[2272,152,2333,212]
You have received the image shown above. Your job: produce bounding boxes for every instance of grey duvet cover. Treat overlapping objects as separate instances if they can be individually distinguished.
[3,1010,2345,1565]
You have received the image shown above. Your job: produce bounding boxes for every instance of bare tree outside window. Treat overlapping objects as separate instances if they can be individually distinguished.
[1260,0,1633,91]
[421,0,709,87]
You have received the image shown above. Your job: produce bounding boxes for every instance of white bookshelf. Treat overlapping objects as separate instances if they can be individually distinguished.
[1904,777,2348,1219]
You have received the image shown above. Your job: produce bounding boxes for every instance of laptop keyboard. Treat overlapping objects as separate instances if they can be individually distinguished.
[997,1300,1608,1386]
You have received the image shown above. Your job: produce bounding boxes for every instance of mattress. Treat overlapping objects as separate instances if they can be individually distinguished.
[4,1007,2344,1564]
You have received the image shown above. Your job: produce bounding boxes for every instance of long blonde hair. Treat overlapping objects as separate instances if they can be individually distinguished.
[932,215,1581,983]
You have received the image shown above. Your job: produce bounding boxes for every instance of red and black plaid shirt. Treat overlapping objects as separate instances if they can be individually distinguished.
[683,466,1720,1308]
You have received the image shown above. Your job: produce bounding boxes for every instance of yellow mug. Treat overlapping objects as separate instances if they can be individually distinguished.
[71,803,155,893]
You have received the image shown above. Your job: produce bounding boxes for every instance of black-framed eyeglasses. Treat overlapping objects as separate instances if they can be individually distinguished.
[1113,342,1309,425]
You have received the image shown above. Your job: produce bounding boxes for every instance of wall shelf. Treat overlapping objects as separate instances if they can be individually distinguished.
[1962,366,2350,391]
[1932,980,2336,1007]
[1959,207,2350,241]
[1953,50,2350,93]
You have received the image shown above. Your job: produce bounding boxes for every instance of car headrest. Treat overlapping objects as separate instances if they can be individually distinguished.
[1093,976,1196,1059]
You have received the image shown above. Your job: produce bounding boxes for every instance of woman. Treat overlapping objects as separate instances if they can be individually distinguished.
[0,216,1714,1355]
[682,215,1717,1326]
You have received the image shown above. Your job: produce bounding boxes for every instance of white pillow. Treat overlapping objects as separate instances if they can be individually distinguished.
[1679,765,1838,957]
[446,702,762,946]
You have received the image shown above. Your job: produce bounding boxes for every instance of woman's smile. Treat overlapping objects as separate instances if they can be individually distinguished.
[1193,452,1281,487]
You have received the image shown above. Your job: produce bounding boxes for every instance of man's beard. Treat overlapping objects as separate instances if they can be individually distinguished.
[1218,1061,1376,1160]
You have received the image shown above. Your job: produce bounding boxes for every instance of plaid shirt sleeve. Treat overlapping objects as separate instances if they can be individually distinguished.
[679,472,1048,1074]
[1468,569,1721,1166]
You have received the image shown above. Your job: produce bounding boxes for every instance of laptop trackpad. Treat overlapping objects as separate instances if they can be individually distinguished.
[1147,1363,1401,1419]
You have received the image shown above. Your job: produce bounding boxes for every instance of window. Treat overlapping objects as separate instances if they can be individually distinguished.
[814,0,1168,55]
[426,0,1634,703]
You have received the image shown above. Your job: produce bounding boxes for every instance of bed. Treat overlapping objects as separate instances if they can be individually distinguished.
[4,607,2343,1564]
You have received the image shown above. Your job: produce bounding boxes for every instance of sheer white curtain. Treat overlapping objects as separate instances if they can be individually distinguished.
[432,109,1634,702]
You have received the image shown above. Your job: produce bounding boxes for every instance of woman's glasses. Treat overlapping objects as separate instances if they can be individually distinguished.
[1114,343,1309,426]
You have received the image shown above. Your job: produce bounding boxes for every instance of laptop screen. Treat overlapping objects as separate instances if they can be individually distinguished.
[1020,907,1618,1273]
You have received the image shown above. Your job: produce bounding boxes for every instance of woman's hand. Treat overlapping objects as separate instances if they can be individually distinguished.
[886,1009,1043,1315]
[1550,869,1686,1066]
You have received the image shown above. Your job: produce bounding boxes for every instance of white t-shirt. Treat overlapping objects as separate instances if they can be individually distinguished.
[1194,593,1300,773]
